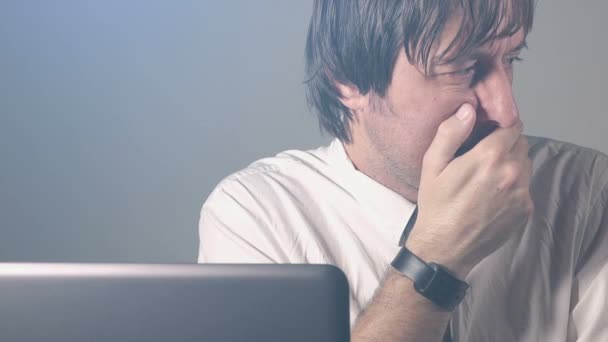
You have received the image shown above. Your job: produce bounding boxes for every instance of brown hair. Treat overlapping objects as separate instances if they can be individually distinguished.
[305,0,535,142]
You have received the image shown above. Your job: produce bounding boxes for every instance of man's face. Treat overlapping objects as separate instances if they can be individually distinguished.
[349,15,527,199]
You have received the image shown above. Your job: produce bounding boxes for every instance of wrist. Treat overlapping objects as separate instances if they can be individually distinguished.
[404,237,470,280]
[391,245,470,311]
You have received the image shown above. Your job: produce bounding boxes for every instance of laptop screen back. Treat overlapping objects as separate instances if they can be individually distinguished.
[0,263,350,342]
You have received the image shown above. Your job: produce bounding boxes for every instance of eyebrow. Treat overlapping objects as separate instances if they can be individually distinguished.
[438,39,528,66]
[508,40,528,54]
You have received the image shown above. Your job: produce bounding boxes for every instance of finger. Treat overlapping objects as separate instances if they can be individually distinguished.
[511,134,530,157]
[422,103,476,179]
[503,136,533,186]
[472,120,523,157]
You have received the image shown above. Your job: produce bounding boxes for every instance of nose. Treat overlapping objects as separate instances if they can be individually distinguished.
[473,64,520,128]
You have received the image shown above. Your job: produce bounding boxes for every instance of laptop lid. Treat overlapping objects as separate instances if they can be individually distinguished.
[0,263,350,342]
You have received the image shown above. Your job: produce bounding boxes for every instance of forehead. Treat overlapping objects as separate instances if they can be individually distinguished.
[437,24,525,61]
[431,2,530,64]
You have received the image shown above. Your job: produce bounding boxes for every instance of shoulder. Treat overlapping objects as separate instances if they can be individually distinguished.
[198,142,342,263]
[202,142,338,217]
[526,135,608,165]
[525,135,608,238]
[526,134,608,189]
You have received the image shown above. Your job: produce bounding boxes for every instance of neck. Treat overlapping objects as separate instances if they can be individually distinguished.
[342,141,419,204]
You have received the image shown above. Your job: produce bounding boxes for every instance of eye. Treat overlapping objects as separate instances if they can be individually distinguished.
[506,56,523,65]
[452,63,477,76]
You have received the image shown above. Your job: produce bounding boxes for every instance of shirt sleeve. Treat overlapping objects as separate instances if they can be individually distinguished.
[568,155,608,341]
[198,177,290,264]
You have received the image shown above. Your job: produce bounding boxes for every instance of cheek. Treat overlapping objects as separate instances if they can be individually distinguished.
[414,100,464,151]
[382,84,470,148]
[433,92,473,125]
[414,119,442,156]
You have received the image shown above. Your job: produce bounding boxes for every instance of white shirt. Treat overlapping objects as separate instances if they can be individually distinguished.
[198,136,608,342]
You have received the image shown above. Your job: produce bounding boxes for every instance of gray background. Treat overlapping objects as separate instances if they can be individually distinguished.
[0,1,606,263]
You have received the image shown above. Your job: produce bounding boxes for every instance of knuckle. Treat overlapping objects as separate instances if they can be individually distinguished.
[503,162,522,179]
[500,163,522,188]
[480,146,502,163]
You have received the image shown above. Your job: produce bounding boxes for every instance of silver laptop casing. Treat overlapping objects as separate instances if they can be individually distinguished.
[0,263,350,342]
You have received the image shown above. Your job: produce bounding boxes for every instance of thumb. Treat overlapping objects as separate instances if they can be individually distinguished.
[422,103,476,179]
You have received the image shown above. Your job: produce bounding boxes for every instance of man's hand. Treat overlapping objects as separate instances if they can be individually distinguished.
[407,103,535,279]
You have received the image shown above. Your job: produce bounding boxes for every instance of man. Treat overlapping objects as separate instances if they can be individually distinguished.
[199,1,608,341]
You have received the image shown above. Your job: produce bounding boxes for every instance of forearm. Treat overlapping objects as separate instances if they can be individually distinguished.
[351,267,452,342]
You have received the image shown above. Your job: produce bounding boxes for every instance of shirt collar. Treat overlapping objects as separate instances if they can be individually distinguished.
[326,138,417,246]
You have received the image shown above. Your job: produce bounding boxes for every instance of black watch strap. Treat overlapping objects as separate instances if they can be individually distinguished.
[391,246,469,311]
[398,206,417,246]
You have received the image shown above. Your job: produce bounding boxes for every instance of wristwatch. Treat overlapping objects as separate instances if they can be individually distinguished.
[391,246,469,311]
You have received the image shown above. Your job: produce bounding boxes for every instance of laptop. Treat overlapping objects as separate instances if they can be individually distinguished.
[0,263,350,342]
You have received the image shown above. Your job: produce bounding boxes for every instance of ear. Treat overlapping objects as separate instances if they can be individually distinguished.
[333,80,370,113]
